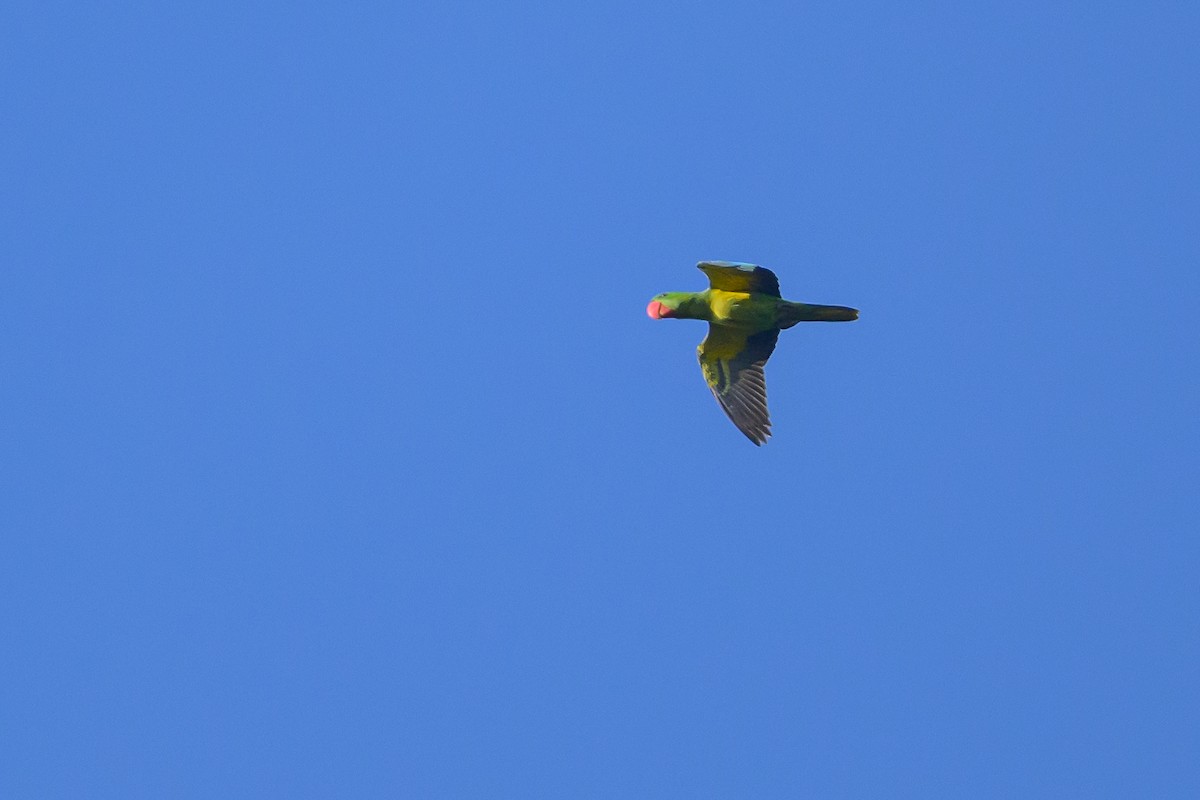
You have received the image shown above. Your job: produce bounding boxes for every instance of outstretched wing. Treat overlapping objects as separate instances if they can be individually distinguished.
[697,325,779,445]
[697,261,781,297]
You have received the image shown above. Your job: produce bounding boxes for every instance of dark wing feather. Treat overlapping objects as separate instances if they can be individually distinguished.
[697,261,781,297]
[697,326,779,445]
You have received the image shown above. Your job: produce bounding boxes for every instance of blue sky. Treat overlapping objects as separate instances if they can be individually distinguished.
[4,1,1198,797]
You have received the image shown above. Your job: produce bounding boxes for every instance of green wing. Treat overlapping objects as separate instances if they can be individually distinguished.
[697,261,781,297]
[697,325,780,445]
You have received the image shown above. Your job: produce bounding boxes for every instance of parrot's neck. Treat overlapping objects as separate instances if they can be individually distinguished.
[672,292,715,321]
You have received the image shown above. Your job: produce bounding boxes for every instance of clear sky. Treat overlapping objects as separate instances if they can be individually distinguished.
[4,1,1199,797]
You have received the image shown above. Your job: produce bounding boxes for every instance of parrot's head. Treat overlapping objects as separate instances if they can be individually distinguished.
[646,293,684,320]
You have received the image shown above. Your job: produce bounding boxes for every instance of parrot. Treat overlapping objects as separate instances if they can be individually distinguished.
[647,261,858,445]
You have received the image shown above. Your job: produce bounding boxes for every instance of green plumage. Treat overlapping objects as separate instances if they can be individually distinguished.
[647,261,858,445]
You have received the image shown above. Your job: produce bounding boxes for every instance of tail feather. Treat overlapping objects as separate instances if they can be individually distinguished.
[779,302,859,327]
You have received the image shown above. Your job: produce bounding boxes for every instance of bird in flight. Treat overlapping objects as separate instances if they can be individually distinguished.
[647,261,858,445]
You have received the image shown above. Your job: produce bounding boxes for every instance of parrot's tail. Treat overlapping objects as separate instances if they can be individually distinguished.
[778,302,859,328]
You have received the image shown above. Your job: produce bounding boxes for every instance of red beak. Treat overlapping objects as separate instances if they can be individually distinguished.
[647,300,673,319]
